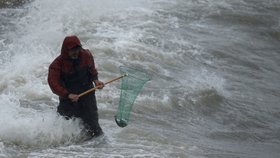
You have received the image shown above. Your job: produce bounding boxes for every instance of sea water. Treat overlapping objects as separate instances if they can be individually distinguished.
[0,0,279,157]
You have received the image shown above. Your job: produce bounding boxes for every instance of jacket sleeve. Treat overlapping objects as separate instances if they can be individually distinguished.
[87,50,99,81]
[48,59,70,98]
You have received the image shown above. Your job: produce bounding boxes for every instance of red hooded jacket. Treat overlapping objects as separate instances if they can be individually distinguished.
[48,36,98,98]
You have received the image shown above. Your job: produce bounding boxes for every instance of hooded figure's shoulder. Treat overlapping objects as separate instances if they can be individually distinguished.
[80,49,94,58]
[49,55,64,69]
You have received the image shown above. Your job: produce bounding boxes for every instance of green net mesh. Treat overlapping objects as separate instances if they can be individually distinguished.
[115,66,151,127]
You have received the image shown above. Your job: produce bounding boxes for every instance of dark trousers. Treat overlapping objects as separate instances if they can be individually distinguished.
[57,92,102,135]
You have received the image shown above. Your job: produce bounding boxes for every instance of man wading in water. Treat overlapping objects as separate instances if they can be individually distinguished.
[48,35,104,138]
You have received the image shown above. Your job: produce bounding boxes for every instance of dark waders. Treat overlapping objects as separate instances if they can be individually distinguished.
[57,61,103,137]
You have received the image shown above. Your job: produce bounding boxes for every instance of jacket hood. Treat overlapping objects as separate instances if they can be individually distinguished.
[61,35,82,57]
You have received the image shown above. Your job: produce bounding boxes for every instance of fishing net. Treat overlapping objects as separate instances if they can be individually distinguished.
[115,66,151,127]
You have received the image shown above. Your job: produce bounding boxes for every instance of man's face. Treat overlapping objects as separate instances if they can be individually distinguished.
[68,47,81,59]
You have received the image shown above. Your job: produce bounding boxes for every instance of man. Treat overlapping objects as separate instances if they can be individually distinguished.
[48,35,104,138]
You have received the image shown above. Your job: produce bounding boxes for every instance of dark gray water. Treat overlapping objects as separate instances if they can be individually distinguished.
[0,0,279,157]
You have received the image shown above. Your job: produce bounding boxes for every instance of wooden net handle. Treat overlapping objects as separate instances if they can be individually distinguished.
[78,74,127,97]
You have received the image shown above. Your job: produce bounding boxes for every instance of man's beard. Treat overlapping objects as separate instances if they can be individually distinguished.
[70,55,78,59]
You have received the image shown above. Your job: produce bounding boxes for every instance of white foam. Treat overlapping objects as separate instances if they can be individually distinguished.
[0,141,5,157]
[181,68,229,97]
[0,94,82,147]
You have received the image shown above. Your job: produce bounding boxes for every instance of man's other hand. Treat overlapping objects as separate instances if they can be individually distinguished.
[68,94,79,102]
[94,80,105,89]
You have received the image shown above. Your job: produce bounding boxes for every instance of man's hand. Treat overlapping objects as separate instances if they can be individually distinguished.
[94,80,105,89]
[68,94,79,102]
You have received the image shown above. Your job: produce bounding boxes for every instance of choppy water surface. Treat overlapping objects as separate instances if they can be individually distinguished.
[0,0,279,157]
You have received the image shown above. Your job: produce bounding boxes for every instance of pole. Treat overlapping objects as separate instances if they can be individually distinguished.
[78,74,127,97]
